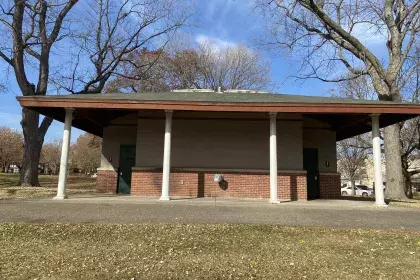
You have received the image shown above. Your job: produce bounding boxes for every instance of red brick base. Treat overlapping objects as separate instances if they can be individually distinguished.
[319,173,341,199]
[131,169,307,200]
[97,170,118,193]
[97,169,342,200]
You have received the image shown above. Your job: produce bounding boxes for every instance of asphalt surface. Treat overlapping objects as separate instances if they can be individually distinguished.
[1,197,420,230]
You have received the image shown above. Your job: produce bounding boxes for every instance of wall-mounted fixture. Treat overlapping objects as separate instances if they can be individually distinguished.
[214,174,224,183]
[109,157,112,163]
[325,161,330,167]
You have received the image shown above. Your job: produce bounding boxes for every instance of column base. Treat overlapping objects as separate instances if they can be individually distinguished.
[269,199,280,204]
[159,196,170,201]
[53,195,68,200]
[374,202,388,207]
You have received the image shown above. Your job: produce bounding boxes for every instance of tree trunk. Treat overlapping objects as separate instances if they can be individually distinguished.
[405,176,413,199]
[384,124,408,201]
[401,156,414,199]
[350,180,356,196]
[18,109,46,186]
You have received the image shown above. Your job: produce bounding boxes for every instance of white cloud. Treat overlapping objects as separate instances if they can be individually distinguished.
[201,0,251,21]
[195,34,237,50]
[348,22,387,46]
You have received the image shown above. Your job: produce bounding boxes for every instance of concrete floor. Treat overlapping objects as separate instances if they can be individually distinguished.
[38,195,381,208]
[1,196,419,230]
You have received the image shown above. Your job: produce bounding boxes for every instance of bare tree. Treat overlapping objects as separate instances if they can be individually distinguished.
[105,48,198,92]
[40,139,61,175]
[195,41,272,90]
[0,0,77,186]
[71,133,101,174]
[255,0,419,200]
[337,135,370,195]
[400,118,420,198]
[335,71,420,198]
[332,74,377,100]
[106,40,272,92]
[0,127,23,173]
[334,75,373,195]
[399,58,420,198]
[0,83,6,93]
[0,0,191,186]
[56,0,191,94]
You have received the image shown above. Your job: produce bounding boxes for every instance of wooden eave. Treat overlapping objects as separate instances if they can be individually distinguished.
[17,96,420,114]
[17,96,420,140]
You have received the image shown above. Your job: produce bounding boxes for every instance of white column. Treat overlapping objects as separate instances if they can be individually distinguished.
[269,112,279,203]
[371,114,387,207]
[160,110,173,201]
[54,108,73,200]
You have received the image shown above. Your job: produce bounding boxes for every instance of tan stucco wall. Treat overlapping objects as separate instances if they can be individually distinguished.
[303,128,337,173]
[99,125,137,171]
[99,114,337,173]
[135,119,303,170]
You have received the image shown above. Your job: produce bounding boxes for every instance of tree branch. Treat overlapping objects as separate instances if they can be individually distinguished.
[0,50,12,66]
[48,0,78,44]
[38,116,53,139]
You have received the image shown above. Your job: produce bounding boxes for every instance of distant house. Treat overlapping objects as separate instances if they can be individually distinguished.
[8,164,20,174]
[340,157,386,188]
[18,89,420,205]
[359,158,386,187]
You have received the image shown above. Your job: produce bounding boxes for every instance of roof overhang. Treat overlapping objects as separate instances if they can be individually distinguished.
[17,95,420,140]
[17,96,420,114]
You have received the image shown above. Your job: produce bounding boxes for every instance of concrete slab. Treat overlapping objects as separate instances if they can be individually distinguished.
[1,196,419,230]
[19,195,397,209]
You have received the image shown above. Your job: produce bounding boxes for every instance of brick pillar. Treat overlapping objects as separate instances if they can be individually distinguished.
[319,173,341,199]
[278,172,307,200]
[97,170,118,193]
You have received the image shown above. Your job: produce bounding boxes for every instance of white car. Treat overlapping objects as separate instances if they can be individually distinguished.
[341,185,373,197]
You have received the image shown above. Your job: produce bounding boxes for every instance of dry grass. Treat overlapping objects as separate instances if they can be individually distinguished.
[341,192,420,208]
[0,223,419,280]
[388,192,420,208]
[0,174,97,199]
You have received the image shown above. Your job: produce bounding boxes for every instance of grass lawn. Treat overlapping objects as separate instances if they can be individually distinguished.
[341,192,420,208]
[0,224,419,280]
[0,173,97,199]
[388,192,420,208]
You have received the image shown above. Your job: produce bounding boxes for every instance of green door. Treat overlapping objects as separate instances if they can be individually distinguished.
[117,145,136,194]
[303,148,320,200]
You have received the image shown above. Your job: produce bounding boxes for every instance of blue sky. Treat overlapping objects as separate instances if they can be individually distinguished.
[0,0,387,143]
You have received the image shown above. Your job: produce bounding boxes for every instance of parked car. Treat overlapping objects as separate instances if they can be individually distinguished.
[372,183,387,197]
[341,185,373,197]
[91,173,98,178]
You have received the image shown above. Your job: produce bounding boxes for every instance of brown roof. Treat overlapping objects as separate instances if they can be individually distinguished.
[17,91,420,140]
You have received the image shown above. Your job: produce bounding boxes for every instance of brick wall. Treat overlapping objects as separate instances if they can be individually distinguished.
[97,169,339,200]
[319,173,341,199]
[97,170,118,193]
[131,169,307,200]
[278,173,307,200]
